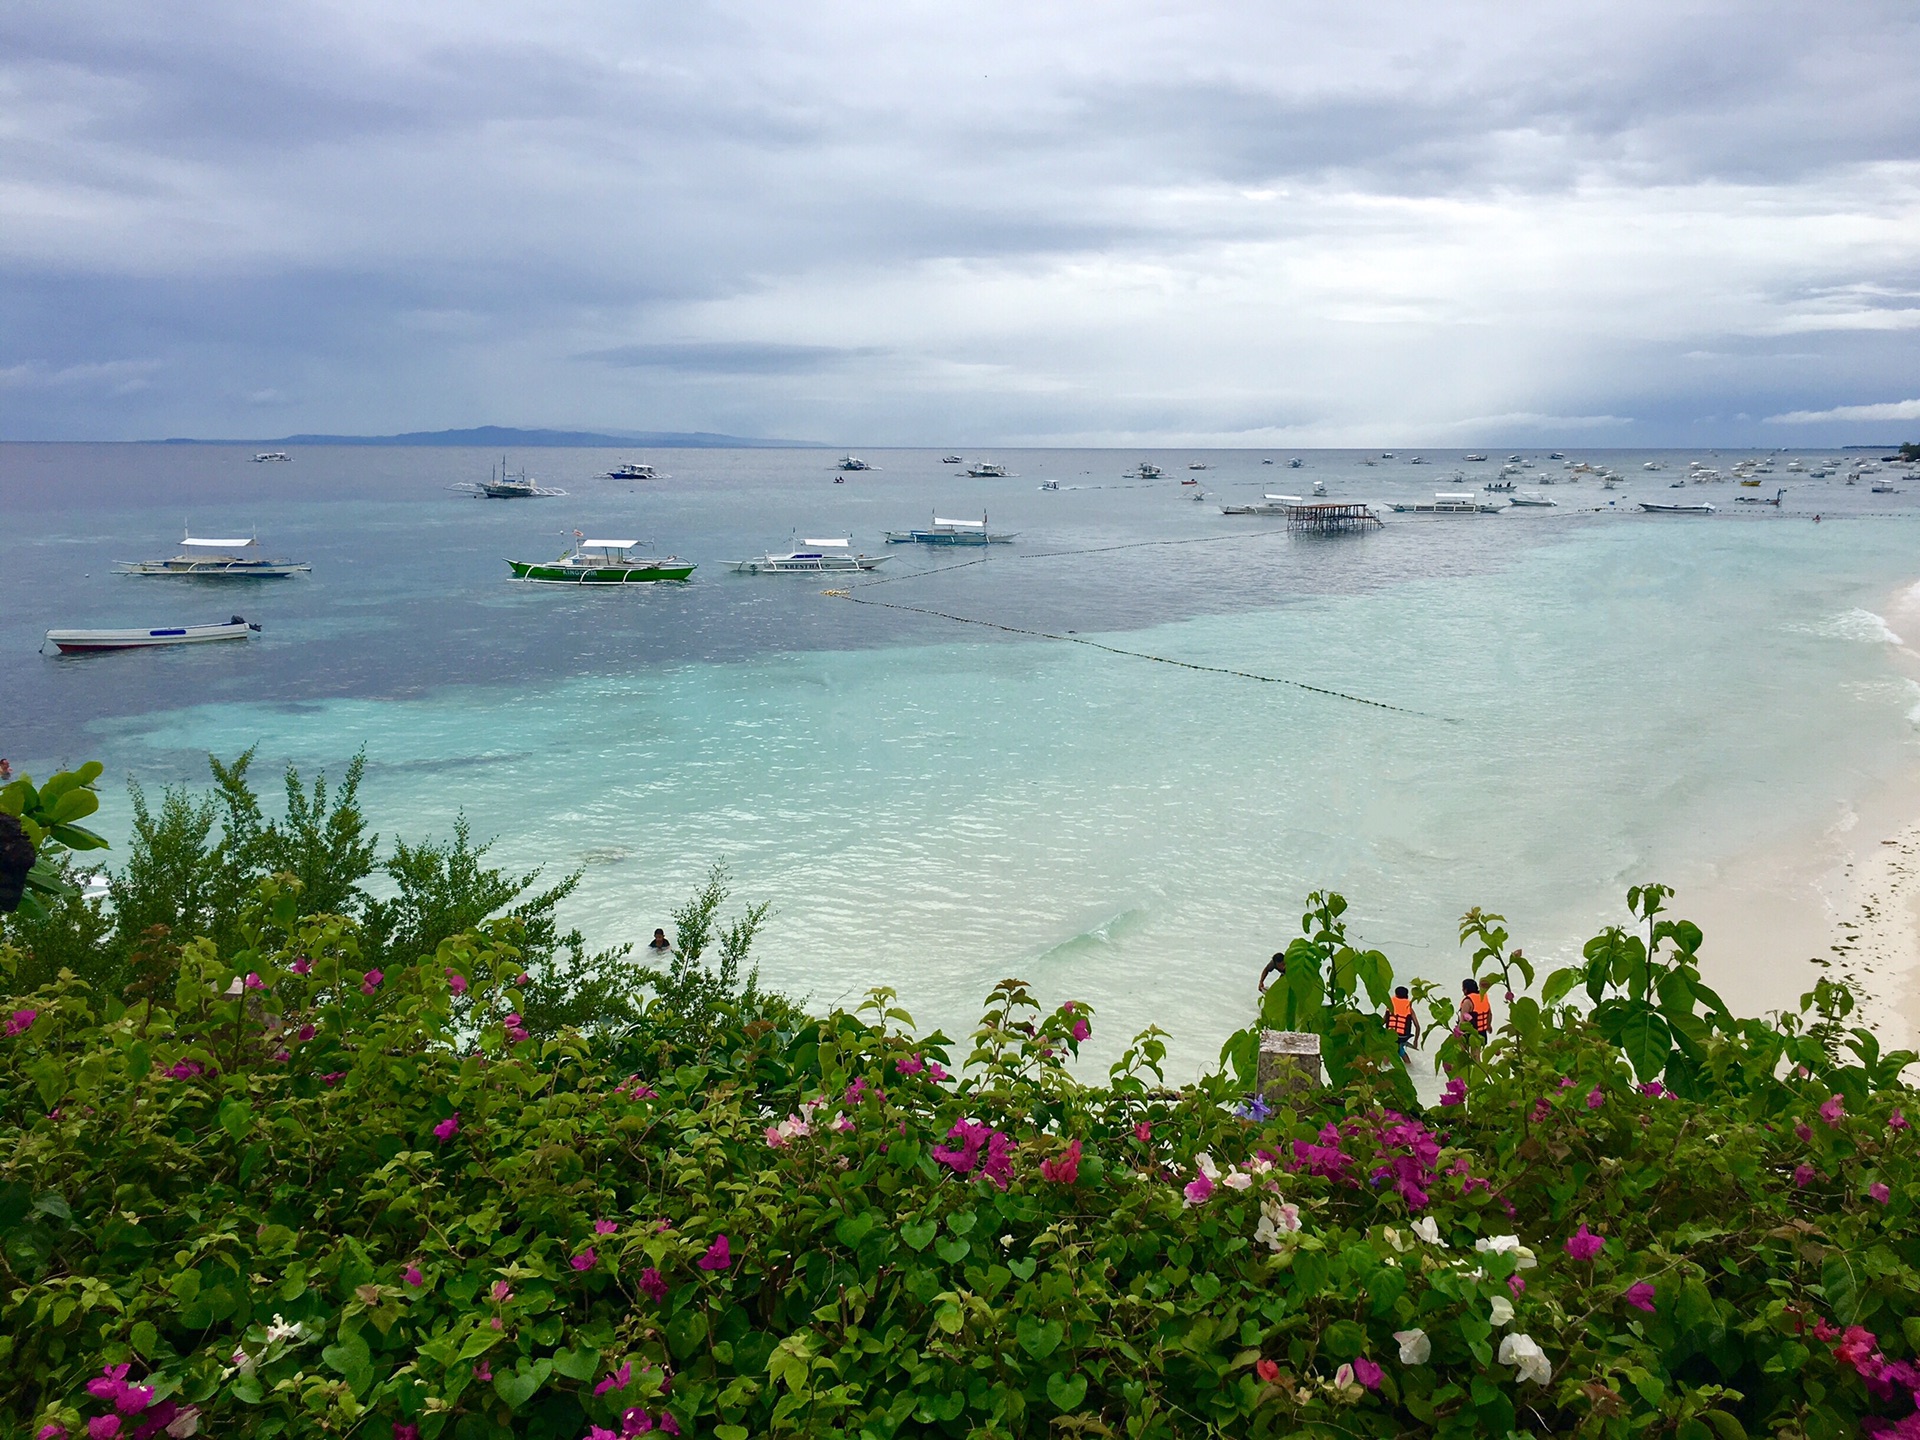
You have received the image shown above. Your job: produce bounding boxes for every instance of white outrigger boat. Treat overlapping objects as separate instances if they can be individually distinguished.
[1507,491,1557,507]
[731,538,888,574]
[1639,500,1715,515]
[251,451,291,463]
[451,458,568,499]
[604,461,657,480]
[966,462,1011,478]
[883,513,1016,546]
[44,616,260,654]
[1220,493,1298,516]
[1390,492,1488,515]
[118,533,310,578]
[507,535,694,583]
[837,456,872,472]
[1129,462,1163,479]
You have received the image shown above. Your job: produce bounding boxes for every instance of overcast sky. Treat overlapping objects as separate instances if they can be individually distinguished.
[4,1,1919,445]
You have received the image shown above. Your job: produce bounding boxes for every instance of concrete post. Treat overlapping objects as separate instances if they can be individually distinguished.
[1257,1029,1323,1105]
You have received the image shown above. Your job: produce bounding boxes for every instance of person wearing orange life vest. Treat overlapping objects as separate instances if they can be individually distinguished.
[1384,985,1420,1060]
[1458,977,1493,1044]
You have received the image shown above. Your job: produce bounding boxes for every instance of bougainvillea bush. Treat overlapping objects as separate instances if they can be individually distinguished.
[3,840,1919,1435]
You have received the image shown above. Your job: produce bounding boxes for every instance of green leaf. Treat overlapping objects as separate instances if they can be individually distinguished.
[833,1212,876,1249]
[552,1345,601,1382]
[935,1237,971,1265]
[1618,1003,1673,1082]
[492,1358,552,1411]
[126,1041,152,1080]
[946,1210,977,1236]
[1007,1257,1036,1281]
[714,1428,749,1440]
[900,1220,937,1252]
[1823,1253,1860,1326]
[1541,967,1580,1006]
[32,1193,71,1223]
[218,1099,253,1141]
[27,1058,68,1110]
[1045,1372,1088,1412]
[130,1321,158,1357]
[322,1330,373,1396]
[1016,1316,1064,1359]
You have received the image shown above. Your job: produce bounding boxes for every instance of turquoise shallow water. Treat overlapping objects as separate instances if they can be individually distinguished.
[8,446,1920,1075]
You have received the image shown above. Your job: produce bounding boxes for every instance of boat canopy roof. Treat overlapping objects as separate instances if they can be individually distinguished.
[182,536,258,548]
[800,538,850,548]
[1435,492,1475,500]
[931,516,986,528]
[1265,494,1303,503]
[580,539,639,549]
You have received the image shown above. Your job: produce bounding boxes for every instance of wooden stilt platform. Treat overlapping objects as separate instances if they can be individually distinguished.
[1283,501,1382,534]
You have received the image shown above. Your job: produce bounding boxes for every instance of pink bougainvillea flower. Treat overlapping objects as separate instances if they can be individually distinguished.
[763,1126,786,1149]
[243,973,264,991]
[359,970,383,994]
[1890,1108,1910,1131]
[639,1267,668,1301]
[1639,1081,1666,1099]
[659,1416,681,1437]
[295,1024,316,1042]
[1868,1182,1891,1205]
[393,1426,419,1440]
[445,969,468,994]
[1183,1171,1215,1207]
[1820,1094,1846,1126]
[474,1361,491,1381]
[516,972,530,985]
[290,957,312,975]
[594,1219,619,1235]
[1586,1088,1604,1110]
[844,1077,870,1105]
[1440,1077,1467,1108]
[622,1408,653,1435]
[697,1235,732,1271]
[594,1362,633,1397]
[321,1071,345,1087]
[1351,1357,1383,1391]
[1255,1358,1280,1383]
[1061,1000,1077,1014]
[1625,1282,1657,1312]
[586,1429,619,1440]
[1070,1018,1090,1042]
[503,1013,530,1042]
[1564,1225,1604,1261]
[37,1425,67,1440]
[88,1366,132,1401]
[571,1247,597,1272]
[1794,1163,1816,1188]
[926,1060,948,1081]
[1040,1139,1082,1185]
[88,1418,121,1440]
[1530,1099,1551,1123]
[5,1009,37,1037]
[1508,1274,1526,1295]
[1332,1363,1356,1390]
[1134,1121,1153,1142]
[1794,1122,1814,1142]
[403,1265,424,1287]
[491,1280,512,1303]
[432,1113,460,1144]
[896,1054,925,1075]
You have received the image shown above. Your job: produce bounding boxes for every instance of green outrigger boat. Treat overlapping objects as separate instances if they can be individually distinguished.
[506,536,695,584]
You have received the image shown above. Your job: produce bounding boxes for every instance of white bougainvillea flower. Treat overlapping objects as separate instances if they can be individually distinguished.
[1475,1235,1537,1268]
[1223,1171,1254,1191]
[1254,1198,1303,1250]
[1195,1152,1221,1180]
[1488,1294,1515,1327]
[1411,1216,1445,1246]
[1498,1332,1552,1385]
[1393,1328,1431,1364]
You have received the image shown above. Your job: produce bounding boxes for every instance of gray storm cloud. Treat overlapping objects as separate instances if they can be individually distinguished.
[2,0,1918,443]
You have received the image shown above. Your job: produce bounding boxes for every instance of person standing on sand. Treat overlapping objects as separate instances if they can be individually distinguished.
[1457,978,1492,1044]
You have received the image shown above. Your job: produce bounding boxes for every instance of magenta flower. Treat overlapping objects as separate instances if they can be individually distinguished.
[1891,1108,1910,1131]
[1134,1121,1152,1142]
[659,1416,680,1437]
[1061,1000,1077,1014]
[87,1419,120,1440]
[697,1235,732,1271]
[1183,1172,1215,1206]
[5,1009,37,1038]
[432,1112,460,1144]
[594,1219,619,1235]
[844,1077,869,1105]
[491,1280,512,1303]
[394,1426,419,1440]
[445,969,468,994]
[321,1071,345,1087]
[1440,1077,1467,1107]
[360,970,383,994]
[639,1267,668,1301]
[1868,1182,1891,1205]
[1795,1122,1813,1142]
[1586,1088,1604,1110]
[1071,1018,1090,1042]
[594,1361,633,1397]
[1508,1274,1526,1295]
[1639,1081,1665,1098]
[296,1024,316,1042]
[896,1054,924,1075]
[404,1265,424,1287]
[571,1247,597,1272]
[1040,1139,1083,1185]
[290,957,312,975]
[1820,1094,1846,1126]
[474,1362,492,1381]
[1351,1356,1382,1391]
[516,972,530,985]
[37,1426,67,1440]
[624,1409,654,1435]
[504,1013,530,1043]
[1624,1281,1656,1312]
[87,1365,131,1403]
[244,972,264,990]
[1793,1163,1816,1187]
[586,1429,619,1440]
[1564,1225,1604,1261]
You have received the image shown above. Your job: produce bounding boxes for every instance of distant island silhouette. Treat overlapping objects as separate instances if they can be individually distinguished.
[155,425,827,448]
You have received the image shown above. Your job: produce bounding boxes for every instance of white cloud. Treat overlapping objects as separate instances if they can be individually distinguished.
[1766,398,1920,424]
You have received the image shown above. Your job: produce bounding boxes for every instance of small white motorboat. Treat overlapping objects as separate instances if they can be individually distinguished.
[730,538,888,574]
[45,617,260,654]
[1038,479,1060,491]
[1639,500,1715,515]
[1507,491,1557,507]
[941,455,963,464]
[966,462,1010,477]
[251,451,291,463]
[604,462,657,480]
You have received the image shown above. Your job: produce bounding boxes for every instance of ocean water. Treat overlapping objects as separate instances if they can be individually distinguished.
[5,444,1919,1076]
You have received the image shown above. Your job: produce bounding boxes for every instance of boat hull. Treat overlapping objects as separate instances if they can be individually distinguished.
[882,531,1014,545]
[730,556,886,574]
[46,621,255,653]
[507,560,696,583]
[116,561,309,578]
